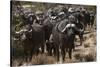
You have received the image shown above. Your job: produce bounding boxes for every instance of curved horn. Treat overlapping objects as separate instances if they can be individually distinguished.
[15,25,18,31]
[28,29,32,33]
[15,31,20,34]
[61,24,71,33]
[79,22,85,32]
[53,16,57,19]
[50,16,57,19]
[15,29,23,34]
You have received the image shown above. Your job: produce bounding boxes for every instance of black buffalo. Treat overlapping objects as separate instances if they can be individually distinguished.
[68,10,85,46]
[15,23,45,62]
[52,15,84,62]
[89,11,95,28]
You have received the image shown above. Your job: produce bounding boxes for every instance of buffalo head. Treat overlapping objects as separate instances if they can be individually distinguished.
[15,24,33,42]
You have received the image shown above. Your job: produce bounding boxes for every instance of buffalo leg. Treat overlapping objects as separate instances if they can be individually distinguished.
[53,46,56,56]
[46,42,52,56]
[23,50,29,62]
[68,48,72,59]
[61,47,66,62]
[55,46,59,62]
[29,50,33,62]
[41,44,44,53]
[79,34,83,46]
[48,46,52,56]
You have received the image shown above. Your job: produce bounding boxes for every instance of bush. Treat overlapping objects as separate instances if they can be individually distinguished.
[74,53,81,60]
[80,52,96,62]
[84,43,90,48]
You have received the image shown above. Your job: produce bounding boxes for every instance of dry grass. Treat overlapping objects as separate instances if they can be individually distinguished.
[74,31,96,62]
[11,31,96,66]
[74,53,81,60]
[80,49,96,62]
[84,43,90,48]
[74,48,96,62]
[31,54,56,65]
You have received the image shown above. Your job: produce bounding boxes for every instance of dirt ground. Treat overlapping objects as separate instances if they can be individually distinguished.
[12,29,96,66]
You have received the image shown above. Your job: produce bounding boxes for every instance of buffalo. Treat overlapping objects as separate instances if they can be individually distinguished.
[15,23,45,62]
[89,11,95,28]
[51,15,84,62]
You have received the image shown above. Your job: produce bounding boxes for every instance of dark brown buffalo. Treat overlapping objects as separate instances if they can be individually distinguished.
[15,23,45,62]
[52,15,84,62]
